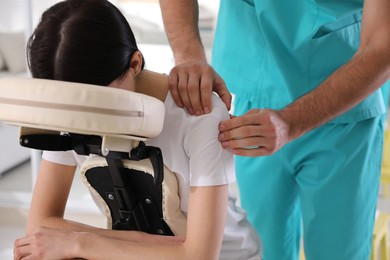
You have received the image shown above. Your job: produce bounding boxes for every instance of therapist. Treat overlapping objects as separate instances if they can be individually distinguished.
[159,0,390,259]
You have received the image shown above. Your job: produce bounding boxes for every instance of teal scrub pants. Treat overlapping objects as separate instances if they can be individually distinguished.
[234,97,385,260]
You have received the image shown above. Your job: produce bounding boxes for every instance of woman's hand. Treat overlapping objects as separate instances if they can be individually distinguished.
[218,108,291,156]
[168,60,231,115]
[14,227,79,260]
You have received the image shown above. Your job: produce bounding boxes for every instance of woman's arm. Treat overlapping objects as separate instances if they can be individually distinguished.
[78,185,227,260]
[25,159,183,244]
[26,159,76,233]
[15,185,228,260]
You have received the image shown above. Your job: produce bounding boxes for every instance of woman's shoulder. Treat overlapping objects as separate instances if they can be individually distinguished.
[186,93,230,129]
[209,93,230,121]
[164,92,229,123]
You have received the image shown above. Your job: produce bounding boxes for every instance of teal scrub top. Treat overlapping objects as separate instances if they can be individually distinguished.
[212,0,387,123]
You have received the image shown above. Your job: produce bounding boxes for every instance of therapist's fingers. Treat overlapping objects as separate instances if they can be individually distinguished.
[168,61,230,115]
[219,125,265,143]
[220,135,279,157]
[219,108,290,155]
[212,73,231,111]
[219,126,276,155]
[188,73,203,115]
[176,71,193,114]
[197,65,231,113]
[221,135,273,148]
[169,64,195,114]
[199,72,213,114]
[168,70,184,108]
[178,61,213,115]
[219,109,261,132]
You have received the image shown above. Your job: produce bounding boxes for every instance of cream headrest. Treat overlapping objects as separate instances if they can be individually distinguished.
[0,78,165,139]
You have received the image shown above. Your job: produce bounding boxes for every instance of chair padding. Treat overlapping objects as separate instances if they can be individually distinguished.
[80,156,187,236]
[0,78,165,138]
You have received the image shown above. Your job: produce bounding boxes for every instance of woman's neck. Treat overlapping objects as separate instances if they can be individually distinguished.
[135,70,169,102]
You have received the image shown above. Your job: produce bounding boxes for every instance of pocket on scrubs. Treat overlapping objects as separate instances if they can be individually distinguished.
[312,10,362,39]
[308,10,386,123]
[309,11,362,84]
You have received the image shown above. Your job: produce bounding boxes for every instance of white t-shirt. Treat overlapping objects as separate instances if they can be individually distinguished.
[43,92,262,260]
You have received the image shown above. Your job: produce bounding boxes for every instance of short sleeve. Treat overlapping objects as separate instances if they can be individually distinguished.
[185,96,236,186]
[42,150,78,166]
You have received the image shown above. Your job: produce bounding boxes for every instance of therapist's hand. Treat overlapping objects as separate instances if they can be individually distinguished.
[218,109,290,157]
[168,60,232,115]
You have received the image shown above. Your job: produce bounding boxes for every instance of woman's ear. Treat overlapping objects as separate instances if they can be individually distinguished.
[129,50,143,76]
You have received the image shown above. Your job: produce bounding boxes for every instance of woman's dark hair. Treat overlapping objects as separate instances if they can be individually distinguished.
[27,0,144,86]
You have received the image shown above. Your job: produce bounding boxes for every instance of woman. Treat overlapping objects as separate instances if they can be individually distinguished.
[13,0,261,259]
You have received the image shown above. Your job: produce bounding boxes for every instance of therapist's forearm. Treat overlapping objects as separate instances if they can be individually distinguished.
[280,45,390,141]
[159,0,206,64]
[280,0,390,141]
